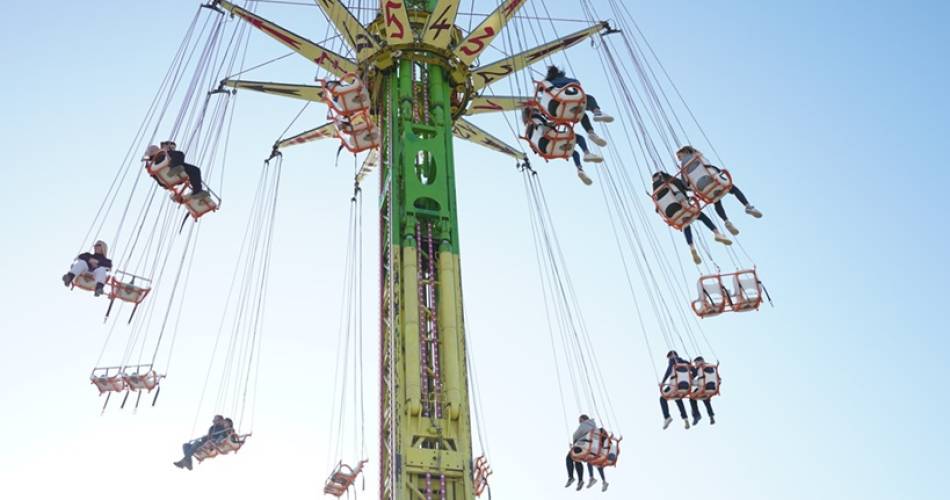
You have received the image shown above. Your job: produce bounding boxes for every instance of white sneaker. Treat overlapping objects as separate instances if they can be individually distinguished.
[684,419,691,429]
[588,131,607,147]
[565,478,575,488]
[577,170,593,185]
[725,220,739,235]
[588,478,597,489]
[745,205,763,218]
[690,247,702,265]
[713,232,733,245]
[602,482,609,492]
[593,110,614,123]
[583,152,603,163]
[662,417,673,429]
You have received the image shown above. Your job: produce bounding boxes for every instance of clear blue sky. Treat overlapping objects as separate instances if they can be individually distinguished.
[0,1,947,499]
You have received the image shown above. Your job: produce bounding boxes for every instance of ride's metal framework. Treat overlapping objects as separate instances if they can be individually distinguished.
[212,1,609,497]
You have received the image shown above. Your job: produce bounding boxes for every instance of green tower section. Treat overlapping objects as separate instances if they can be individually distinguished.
[378,24,475,500]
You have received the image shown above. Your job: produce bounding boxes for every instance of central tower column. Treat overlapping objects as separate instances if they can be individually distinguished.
[378,26,475,500]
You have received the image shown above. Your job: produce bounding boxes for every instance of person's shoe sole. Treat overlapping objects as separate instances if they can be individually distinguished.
[725,222,740,235]
[715,236,733,246]
[593,115,614,123]
[589,135,607,147]
[583,155,603,163]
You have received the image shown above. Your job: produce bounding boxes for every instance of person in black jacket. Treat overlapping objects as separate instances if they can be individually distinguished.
[173,415,230,471]
[659,350,692,430]
[652,172,731,265]
[61,240,112,296]
[147,141,204,196]
[542,65,613,146]
[689,356,716,426]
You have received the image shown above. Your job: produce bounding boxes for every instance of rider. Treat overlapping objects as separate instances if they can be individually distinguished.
[147,141,204,197]
[689,356,717,426]
[542,65,613,147]
[660,350,692,430]
[524,108,601,185]
[173,415,230,471]
[652,172,731,264]
[676,145,762,236]
[565,414,609,492]
[61,240,112,296]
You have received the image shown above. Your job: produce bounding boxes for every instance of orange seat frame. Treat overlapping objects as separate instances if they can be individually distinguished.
[473,455,492,496]
[321,73,371,117]
[689,362,722,400]
[652,180,703,231]
[691,268,763,317]
[570,430,621,468]
[323,459,368,497]
[677,154,734,205]
[660,363,693,400]
[522,123,577,161]
[531,80,588,125]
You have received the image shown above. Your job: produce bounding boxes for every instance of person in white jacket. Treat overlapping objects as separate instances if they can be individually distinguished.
[564,414,609,492]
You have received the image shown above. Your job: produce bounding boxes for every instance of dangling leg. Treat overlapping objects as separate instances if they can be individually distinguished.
[704,399,716,424]
[63,260,89,287]
[684,226,701,265]
[675,399,691,429]
[690,399,702,426]
[715,200,740,235]
[599,467,609,492]
[587,463,597,488]
[574,460,585,490]
[660,397,673,429]
[587,94,614,123]
[565,453,577,487]
[582,113,608,146]
[182,163,204,195]
[573,149,593,186]
[730,185,762,218]
[577,135,602,163]
[698,212,732,246]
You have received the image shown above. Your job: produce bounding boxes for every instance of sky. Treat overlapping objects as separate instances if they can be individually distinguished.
[1,1,948,499]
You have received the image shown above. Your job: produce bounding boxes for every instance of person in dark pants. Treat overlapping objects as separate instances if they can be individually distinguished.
[652,172,731,264]
[61,240,113,296]
[543,65,613,148]
[676,145,763,237]
[660,350,692,430]
[173,415,229,470]
[565,414,609,491]
[147,141,204,196]
[690,356,717,426]
[524,108,601,185]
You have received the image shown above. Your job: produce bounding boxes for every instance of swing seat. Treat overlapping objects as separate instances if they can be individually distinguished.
[473,455,492,497]
[123,370,163,392]
[72,272,102,292]
[108,276,151,304]
[215,432,250,455]
[147,158,189,189]
[180,189,220,220]
[652,183,702,231]
[691,275,728,318]
[337,111,380,154]
[524,124,576,161]
[534,80,587,124]
[660,363,693,400]
[679,154,733,204]
[90,374,126,394]
[569,430,621,467]
[690,363,721,400]
[731,269,763,312]
[192,441,220,462]
[323,459,367,497]
[323,74,371,116]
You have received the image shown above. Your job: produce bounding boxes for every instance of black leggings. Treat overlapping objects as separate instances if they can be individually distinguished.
[566,453,605,482]
[660,397,688,419]
[683,212,717,245]
[690,398,715,418]
[182,163,203,193]
[713,185,749,221]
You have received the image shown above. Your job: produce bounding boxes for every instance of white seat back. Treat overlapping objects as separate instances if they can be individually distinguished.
[732,271,761,310]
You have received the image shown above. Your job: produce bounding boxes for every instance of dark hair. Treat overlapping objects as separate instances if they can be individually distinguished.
[225,418,234,427]
[545,65,564,81]
[693,356,705,363]
[666,350,678,358]
[579,414,590,421]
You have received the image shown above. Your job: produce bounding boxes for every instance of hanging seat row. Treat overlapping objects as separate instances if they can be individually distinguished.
[320,74,380,154]
[660,360,721,400]
[323,459,368,497]
[652,152,735,230]
[570,429,622,467]
[691,269,764,318]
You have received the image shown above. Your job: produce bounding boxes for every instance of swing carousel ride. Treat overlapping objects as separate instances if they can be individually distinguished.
[63,1,770,498]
